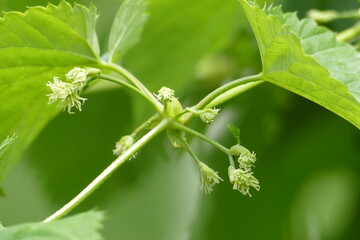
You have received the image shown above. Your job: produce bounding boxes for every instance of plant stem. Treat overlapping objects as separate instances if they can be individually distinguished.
[172,121,229,155]
[337,23,360,42]
[131,114,160,137]
[181,139,201,165]
[102,62,163,113]
[205,81,263,108]
[194,73,263,110]
[43,119,168,223]
[228,155,235,168]
[98,74,160,110]
[178,73,263,124]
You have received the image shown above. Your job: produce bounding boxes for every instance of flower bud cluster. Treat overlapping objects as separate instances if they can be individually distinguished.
[113,135,135,156]
[228,144,259,196]
[198,162,223,194]
[154,86,176,103]
[186,107,220,124]
[46,67,100,114]
[228,166,260,197]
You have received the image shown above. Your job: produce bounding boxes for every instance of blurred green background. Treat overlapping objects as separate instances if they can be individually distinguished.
[0,0,359,239]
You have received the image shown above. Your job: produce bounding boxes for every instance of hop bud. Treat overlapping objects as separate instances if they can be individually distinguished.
[238,151,256,170]
[113,135,135,156]
[229,144,248,156]
[154,86,176,103]
[198,108,220,124]
[46,77,87,114]
[199,162,223,194]
[66,67,101,87]
[228,166,260,197]
[47,67,101,114]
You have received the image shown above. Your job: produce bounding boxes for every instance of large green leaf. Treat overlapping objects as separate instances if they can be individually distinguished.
[0,211,104,240]
[0,1,101,183]
[239,0,360,128]
[108,0,147,63]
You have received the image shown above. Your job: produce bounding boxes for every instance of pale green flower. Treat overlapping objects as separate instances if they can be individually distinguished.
[154,86,176,102]
[228,166,260,197]
[47,67,101,114]
[113,135,135,156]
[66,67,101,87]
[238,150,256,170]
[46,77,87,114]
[198,108,220,124]
[199,162,223,194]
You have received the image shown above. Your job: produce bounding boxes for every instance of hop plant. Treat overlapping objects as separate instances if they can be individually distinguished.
[238,150,256,170]
[198,162,223,194]
[113,135,135,156]
[228,166,260,197]
[186,107,220,124]
[47,67,100,114]
[198,108,220,124]
[46,77,87,114]
[154,86,176,103]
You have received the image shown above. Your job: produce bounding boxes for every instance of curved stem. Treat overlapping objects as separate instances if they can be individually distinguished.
[228,155,235,168]
[181,139,201,165]
[43,119,168,223]
[98,74,159,110]
[194,73,263,110]
[101,62,163,113]
[172,121,229,155]
[337,23,360,42]
[131,114,160,137]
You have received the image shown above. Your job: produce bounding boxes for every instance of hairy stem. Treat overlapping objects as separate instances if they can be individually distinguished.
[43,119,168,222]
[102,62,163,113]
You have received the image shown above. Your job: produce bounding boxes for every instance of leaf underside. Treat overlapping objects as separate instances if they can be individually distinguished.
[240,0,360,129]
[0,211,105,240]
[0,0,101,184]
[108,0,147,63]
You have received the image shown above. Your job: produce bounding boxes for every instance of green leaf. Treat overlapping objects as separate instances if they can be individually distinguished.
[0,211,105,240]
[108,0,147,63]
[239,0,360,129]
[0,135,16,197]
[226,124,241,144]
[0,1,101,184]
[0,135,16,160]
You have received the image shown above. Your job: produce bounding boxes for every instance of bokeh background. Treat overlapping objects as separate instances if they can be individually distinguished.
[0,0,359,239]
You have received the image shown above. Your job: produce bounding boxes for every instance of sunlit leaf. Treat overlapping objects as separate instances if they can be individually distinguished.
[239,0,360,128]
[0,1,101,184]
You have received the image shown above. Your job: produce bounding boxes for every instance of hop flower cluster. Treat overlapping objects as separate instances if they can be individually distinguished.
[154,86,176,103]
[198,108,220,124]
[228,166,260,197]
[238,150,256,170]
[113,135,135,156]
[186,107,221,124]
[198,162,223,194]
[228,144,259,196]
[46,67,100,114]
